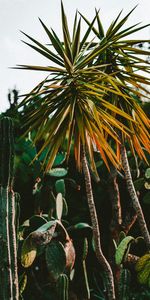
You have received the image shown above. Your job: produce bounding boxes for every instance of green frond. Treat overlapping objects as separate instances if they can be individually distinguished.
[72,18,81,60]
[17,3,150,171]
[95,9,105,39]
[106,6,138,39]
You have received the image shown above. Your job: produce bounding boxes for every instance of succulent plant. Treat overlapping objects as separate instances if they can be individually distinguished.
[118,268,131,300]
[56,274,69,300]
[0,117,19,299]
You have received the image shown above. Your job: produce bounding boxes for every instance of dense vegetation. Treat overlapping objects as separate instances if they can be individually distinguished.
[0,3,150,300]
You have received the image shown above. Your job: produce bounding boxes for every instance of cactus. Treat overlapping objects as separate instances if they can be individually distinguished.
[55,179,66,197]
[55,179,68,217]
[21,235,37,268]
[56,274,69,300]
[0,117,19,299]
[118,268,131,300]
[53,152,66,167]
[56,193,63,220]
[21,220,57,268]
[45,240,67,281]
[48,168,68,177]
[29,215,47,231]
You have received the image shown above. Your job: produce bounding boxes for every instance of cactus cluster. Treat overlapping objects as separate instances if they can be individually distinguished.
[19,172,75,299]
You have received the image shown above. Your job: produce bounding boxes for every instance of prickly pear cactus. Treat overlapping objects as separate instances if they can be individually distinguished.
[64,239,75,271]
[136,253,150,286]
[45,234,75,282]
[0,117,19,300]
[45,240,67,281]
[55,179,66,196]
[21,234,37,268]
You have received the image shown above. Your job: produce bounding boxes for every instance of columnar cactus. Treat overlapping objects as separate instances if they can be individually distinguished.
[0,117,19,300]
[56,274,69,300]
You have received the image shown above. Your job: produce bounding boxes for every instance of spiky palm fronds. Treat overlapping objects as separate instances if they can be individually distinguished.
[16,3,149,173]
[80,6,150,161]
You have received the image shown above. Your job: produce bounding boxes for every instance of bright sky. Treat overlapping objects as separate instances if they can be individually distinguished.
[0,0,150,112]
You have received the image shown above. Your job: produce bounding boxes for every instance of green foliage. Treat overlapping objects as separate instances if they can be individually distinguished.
[115,236,135,265]
[56,274,69,300]
[0,117,19,299]
[145,168,150,179]
[48,168,68,178]
[19,273,28,297]
[82,238,88,261]
[53,153,66,167]
[17,3,150,175]
[143,192,150,204]
[56,193,63,220]
[21,234,37,267]
[55,179,66,196]
[46,241,67,281]
[74,223,92,230]
[14,143,150,299]
[62,197,68,217]
[134,178,145,191]
[133,166,150,205]
[1,2,150,300]
[0,117,14,187]
[12,124,150,299]
[29,215,47,231]
[136,254,150,287]
[118,268,131,300]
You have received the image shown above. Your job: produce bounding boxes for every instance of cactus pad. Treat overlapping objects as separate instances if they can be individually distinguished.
[21,235,37,268]
[45,240,66,281]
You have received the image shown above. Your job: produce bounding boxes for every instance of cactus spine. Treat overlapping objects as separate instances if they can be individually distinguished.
[0,117,19,300]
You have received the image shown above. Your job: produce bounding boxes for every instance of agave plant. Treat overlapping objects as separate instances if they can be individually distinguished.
[16,2,150,299]
[80,7,150,250]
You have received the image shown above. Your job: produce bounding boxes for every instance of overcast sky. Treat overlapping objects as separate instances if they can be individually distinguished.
[0,0,150,112]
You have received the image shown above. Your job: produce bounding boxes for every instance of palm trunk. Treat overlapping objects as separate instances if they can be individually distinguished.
[120,144,150,251]
[108,166,122,242]
[82,147,116,300]
[121,205,137,236]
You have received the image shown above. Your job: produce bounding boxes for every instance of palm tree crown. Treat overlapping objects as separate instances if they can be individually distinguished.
[17,3,150,172]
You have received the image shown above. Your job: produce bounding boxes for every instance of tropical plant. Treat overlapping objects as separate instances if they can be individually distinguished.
[15,2,150,299]
[79,6,150,250]
[17,169,97,300]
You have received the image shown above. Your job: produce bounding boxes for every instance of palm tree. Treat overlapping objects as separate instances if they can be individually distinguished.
[16,2,150,299]
[80,7,150,250]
